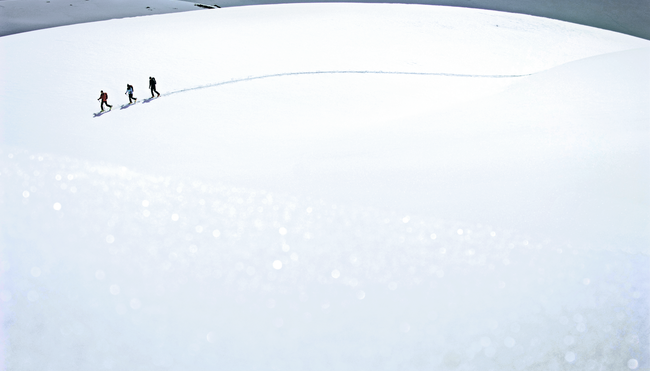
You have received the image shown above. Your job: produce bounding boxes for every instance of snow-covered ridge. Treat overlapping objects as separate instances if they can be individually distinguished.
[1,1,647,258]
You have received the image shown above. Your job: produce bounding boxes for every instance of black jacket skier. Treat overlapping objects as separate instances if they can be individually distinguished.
[149,77,160,98]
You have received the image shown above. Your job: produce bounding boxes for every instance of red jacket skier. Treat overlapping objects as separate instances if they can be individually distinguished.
[98,90,112,111]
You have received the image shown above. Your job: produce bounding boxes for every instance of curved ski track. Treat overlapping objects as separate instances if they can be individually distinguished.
[166,70,531,97]
[112,69,531,112]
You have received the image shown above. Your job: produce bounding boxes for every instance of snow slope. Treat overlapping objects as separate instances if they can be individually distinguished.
[1,4,649,370]
[2,4,648,248]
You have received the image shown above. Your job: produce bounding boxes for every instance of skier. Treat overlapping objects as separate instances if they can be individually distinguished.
[149,76,160,98]
[97,90,112,111]
[125,84,137,104]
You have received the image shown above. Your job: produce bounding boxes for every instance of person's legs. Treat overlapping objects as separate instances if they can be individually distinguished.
[101,101,106,111]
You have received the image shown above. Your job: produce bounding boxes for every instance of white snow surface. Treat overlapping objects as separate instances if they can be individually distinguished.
[0,4,649,370]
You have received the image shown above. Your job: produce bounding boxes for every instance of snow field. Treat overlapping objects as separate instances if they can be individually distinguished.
[1,149,648,370]
[1,4,647,126]
[1,4,648,248]
[1,3,650,370]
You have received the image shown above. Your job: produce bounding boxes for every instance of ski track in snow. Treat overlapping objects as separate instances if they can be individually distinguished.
[171,70,532,93]
[105,69,532,112]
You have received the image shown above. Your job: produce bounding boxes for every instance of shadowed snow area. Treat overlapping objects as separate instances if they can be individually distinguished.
[1,0,649,40]
[1,4,649,370]
[0,0,200,37]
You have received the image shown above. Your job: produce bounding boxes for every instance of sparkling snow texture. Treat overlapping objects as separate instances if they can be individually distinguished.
[1,4,649,370]
[2,150,648,370]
